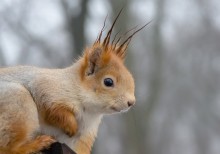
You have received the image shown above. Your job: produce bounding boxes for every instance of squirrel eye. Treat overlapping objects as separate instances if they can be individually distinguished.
[104,78,114,87]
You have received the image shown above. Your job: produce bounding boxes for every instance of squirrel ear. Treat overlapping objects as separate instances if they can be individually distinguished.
[86,48,102,76]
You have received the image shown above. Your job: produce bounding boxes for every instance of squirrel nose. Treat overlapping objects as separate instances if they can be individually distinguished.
[127,100,135,107]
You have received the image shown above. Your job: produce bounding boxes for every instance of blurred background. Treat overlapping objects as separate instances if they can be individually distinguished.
[1,0,220,154]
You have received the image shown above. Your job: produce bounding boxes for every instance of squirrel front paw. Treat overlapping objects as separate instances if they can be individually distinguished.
[44,103,78,137]
[63,116,78,137]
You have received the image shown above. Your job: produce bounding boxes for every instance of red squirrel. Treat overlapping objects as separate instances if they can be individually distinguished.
[0,10,149,154]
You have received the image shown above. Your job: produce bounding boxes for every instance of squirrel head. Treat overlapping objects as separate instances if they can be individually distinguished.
[78,9,149,114]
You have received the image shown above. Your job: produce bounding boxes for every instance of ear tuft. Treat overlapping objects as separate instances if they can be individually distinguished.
[115,45,127,60]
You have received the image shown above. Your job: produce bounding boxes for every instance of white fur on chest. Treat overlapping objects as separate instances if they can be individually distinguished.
[40,112,102,149]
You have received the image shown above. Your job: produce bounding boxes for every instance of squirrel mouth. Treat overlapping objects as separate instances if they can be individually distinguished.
[110,106,130,112]
[110,106,120,112]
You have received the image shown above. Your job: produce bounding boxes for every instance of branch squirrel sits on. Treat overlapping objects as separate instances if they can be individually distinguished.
[42,142,76,154]
[0,9,150,154]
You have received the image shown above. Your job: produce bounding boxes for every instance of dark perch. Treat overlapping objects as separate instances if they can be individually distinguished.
[42,142,77,154]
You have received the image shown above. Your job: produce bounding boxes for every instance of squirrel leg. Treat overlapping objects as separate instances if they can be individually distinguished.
[0,124,55,154]
[5,135,55,154]
[73,133,96,154]
[0,82,55,154]
[43,103,78,137]
[74,140,91,154]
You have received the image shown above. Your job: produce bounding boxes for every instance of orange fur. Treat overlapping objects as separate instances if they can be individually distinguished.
[9,135,55,154]
[43,103,78,137]
[80,44,112,80]
[0,121,54,154]
[74,133,96,154]
[80,48,89,80]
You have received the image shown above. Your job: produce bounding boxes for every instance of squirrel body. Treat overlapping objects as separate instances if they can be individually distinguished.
[0,10,145,154]
[0,47,135,154]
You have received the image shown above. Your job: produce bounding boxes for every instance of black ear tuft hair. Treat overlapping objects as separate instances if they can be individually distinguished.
[115,20,152,58]
[94,8,152,59]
